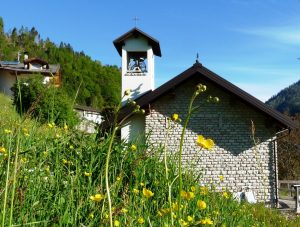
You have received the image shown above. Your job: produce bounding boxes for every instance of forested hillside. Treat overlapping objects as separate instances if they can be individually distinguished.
[0,17,120,110]
[266,80,300,116]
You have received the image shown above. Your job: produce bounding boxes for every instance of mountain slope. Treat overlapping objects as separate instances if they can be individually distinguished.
[266,80,300,116]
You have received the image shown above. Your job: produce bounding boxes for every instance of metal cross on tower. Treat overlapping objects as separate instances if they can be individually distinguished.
[133,16,139,27]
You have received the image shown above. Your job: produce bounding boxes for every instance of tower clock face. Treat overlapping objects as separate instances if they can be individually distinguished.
[128,57,147,73]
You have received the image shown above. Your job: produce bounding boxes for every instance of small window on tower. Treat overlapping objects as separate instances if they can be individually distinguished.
[127,52,147,73]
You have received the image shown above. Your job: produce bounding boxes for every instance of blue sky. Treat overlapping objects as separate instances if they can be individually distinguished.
[1,0,300,101]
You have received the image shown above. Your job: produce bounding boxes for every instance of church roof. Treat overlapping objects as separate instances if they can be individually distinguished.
[115,61,297,130]
[113,27,162,57]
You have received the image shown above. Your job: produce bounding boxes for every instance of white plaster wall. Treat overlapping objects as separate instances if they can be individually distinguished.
[121,114,145,142]
[0,70,15,96]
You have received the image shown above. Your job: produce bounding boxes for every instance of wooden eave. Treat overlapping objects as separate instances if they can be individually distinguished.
[113,27,162,57]
[113,62,297,130]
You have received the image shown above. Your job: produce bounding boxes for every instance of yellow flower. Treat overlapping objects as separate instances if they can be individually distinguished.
[114,220,120,226]
[171,113,179,121]
[142,188,154,198]
[69,145,74,149]
[172,202,180,211]
[90,193,105,202]
[84,172,92,177]
[186,191,195,200]
[190,186,196,192]
[62,159,70,164]
[198,217,213,225]
[187,215,193,222]
[133,188,139,195]
[219,175,224,181]
[124,89,132,96]
[179,219,188,226]
[89,213,94,218]
[200,186,208,195]
[47,123,54,128]
[0,147,6,154]
[64,124,68,130]
[197,200,207,210]
[121,208,128,213]
[140,182,145,186]
[196,135,215,150]
[4,129,12,134]
[223,191,230,199]
[116,176,121,181]
[137,217,145,224]
[131,144,137,151]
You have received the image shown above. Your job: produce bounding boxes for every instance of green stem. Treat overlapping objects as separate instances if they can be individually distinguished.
[2,135,12,227]
[177,92,197,218]
[104,96,123,227]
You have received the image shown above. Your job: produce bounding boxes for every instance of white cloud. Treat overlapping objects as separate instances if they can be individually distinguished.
[235,24,300,45]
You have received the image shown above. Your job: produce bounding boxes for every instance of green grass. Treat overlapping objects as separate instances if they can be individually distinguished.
[0,93,300,226]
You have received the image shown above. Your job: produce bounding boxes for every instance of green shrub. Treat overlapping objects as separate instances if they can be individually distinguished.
[11,75,79,127]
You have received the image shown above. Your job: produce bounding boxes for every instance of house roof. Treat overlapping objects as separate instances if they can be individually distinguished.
[113,27,162,57]
[0,60,59,74]
[115,61,297,130]
[74,104,101,113]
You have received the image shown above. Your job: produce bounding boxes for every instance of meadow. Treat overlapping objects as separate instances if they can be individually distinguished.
[0,92,300,227]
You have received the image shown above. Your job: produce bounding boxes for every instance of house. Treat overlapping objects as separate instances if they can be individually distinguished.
[74,105,102,133]
[110,27,297,206]
[0,55,61,95]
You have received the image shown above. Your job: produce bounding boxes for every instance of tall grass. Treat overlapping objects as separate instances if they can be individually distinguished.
[0,92,299,226]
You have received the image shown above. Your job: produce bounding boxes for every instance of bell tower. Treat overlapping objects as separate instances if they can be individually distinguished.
[113,28,161,103]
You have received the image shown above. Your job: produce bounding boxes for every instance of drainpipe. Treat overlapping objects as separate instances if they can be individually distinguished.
[273,128,289,208]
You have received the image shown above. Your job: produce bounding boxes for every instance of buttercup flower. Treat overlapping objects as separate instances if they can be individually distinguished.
[121,208,128,213]
[124,89,132,96]
[84,172,92,177]
[219,175,224,181]
[131,144,137,151]
[179,219,188,226]
[197,200,207,210]
[4,129,12,134]
[90,193,105,202]
[187,215,194,222]
[198,217,213,225]
[196,135,215,150]
[190,186,196,192]
[114,220,120,226]
[171,113,179,121]
[133,188,139,195]
[137,217,145,224]
[223,191,230,199]
[143,188,154,198]
[0,147,6,154]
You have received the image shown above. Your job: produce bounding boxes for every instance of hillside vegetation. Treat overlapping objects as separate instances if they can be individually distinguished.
[266,80,300,116]
[0,17,120,110]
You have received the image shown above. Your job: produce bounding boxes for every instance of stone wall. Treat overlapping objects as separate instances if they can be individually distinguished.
[145,77,278,205]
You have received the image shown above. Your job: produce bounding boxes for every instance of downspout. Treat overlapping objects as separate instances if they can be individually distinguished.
[273,128,289,208]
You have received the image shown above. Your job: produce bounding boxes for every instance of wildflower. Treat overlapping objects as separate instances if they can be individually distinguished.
[200,186,208,195]
[62,159,70,164]
[0,147,6,154]
[69,145,74,149]
[186,191,195,200]
[89,213,94,219]
[142,187,154,198]
[196,135,215,150]
[172,202,180,211]
[116,176,121,181]
[179,219,188,226]
[64,123,68,130]
[219,175,224,181]
[131,144,137,151]
[47,123,54,128]
[187,215,194,222]
[133,188,139,195]
[84,172,92,177]
[121,208,128,213]
[114,220,120,226]
[140,182,145,186]
[4,129,12,134]
[198,217,213,225]
[223,191,230,199]
[197,200,207,210]
[171,113,179,121]
[90,193,105,202]
[190,186,196,192]
[124,89,132,96]
[137,217,145,224]
[55,133,60,138]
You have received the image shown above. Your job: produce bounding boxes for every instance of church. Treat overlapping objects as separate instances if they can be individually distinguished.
[111,27,296,206]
